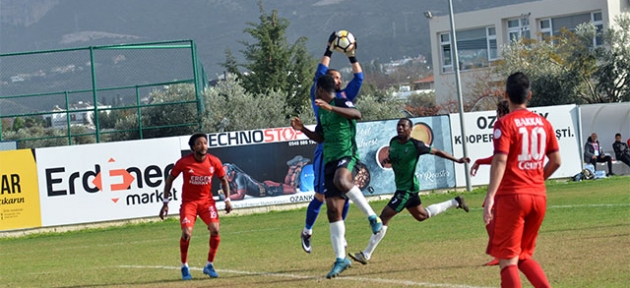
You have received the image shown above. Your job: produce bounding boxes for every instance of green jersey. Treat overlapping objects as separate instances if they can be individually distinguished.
[315,98,359,164]
[388,136,432,192]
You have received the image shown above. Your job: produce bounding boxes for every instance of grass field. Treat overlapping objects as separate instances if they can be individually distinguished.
[1,176,629,288]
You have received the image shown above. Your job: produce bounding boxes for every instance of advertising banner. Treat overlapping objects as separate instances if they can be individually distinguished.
[450,104,582,187]
[36,138,183,227]
[191,116,457,210]
[0,149,42,231]
[354,115,457,195]
[177,127,319,210]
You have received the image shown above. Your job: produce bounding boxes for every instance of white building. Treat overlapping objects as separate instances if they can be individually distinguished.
[44,101,110,129]
[427,0,628,106]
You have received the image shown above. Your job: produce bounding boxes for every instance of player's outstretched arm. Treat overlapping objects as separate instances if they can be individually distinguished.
[291,117,323,143]
[431,148,470,164]
[471,155,493,176]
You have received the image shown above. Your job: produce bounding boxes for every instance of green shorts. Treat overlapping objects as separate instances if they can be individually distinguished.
[387,190,422,213]
[324,156,358,199]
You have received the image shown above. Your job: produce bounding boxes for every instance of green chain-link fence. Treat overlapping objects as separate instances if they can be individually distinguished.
[0,40,207,148]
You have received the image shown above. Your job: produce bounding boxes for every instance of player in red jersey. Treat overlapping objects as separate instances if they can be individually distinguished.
[159,133,232,280]
[484,72,561,288]
[470,100,509,266]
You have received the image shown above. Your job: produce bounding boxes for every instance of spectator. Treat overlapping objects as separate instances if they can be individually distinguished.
[613,133,630,168]
[584,133,614,176]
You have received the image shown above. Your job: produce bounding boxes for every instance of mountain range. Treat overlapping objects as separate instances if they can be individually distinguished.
[0,0,538,113]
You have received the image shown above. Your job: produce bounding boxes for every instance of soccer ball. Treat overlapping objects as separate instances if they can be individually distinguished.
[333,30,356,53]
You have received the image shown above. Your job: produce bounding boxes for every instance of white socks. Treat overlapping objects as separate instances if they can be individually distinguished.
[425,198,458,218]
[330,221,346,259]
[363,225,388,260]
[346,185,376,217]
[302,228,312,235]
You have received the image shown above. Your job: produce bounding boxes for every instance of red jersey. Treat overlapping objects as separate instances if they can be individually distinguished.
[171,153,225,203]
[492,109,559,196]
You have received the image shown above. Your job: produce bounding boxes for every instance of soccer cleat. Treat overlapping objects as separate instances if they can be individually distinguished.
[484,258,500,266]
[301,232,312,254]
[326,257,351,279]
[203,263,219,278]
[181,266,192,280]
[348,252,368,265]
[368,215,383,234]
[455,195,469,212]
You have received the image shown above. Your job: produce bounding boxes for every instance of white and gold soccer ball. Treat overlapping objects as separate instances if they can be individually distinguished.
[332,30,356,53]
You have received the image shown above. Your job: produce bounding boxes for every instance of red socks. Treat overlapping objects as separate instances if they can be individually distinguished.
[180,237,190,264]
[518,259,551,288]
[208,234,221,262]
[499,259,550,288]
[500,265,521,288]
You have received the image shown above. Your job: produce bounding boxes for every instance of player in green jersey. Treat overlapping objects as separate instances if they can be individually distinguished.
[348,118,470,265]
[291,74,382,279]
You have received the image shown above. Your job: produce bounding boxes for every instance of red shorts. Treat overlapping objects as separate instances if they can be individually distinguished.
[486,194,546,260]
[179,200,219,229]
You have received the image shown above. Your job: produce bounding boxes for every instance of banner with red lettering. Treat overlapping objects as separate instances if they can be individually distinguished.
[179,116,457,210]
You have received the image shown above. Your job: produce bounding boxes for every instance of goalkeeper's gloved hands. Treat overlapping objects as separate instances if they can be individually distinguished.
[328,31,337,46]
[326,31,336,54]
[345,39,357,57]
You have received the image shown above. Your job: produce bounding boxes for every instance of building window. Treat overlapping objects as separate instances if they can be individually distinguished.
[540,11,602,46]
[440,33,452,73]
[440,26,496,73]
[592,11,603,46]
[540,18,552,41]
[487,27,498,60]
[507,16,530,42]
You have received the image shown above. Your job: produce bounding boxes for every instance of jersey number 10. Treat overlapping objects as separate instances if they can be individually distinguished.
[518,127,547,161]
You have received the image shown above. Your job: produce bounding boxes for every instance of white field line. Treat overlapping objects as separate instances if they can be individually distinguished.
[119,265,494,288]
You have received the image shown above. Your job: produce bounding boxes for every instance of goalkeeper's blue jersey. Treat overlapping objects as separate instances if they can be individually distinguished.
[310,63,363,156]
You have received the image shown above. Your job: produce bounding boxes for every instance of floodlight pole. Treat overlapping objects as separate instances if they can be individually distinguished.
[448,0,472,191]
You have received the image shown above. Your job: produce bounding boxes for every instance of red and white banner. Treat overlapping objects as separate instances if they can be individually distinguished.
[36,137,183,226]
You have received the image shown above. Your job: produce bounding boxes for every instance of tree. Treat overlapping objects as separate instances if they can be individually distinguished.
[12,117,24,131]
[405,92,440,117]
[141,84,199,138]
[203,74,289,132]
[493,29,598,107]
[594,13,630,102]
[222,1,316,114]
[355,93,406,121]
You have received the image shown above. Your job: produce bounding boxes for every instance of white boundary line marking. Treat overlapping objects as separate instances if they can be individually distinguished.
[119,264,494,288]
